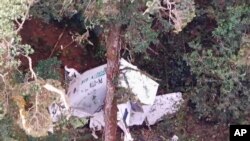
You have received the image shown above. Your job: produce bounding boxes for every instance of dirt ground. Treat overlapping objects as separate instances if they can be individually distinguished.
[19,18,104,79]
[18,18,229,141]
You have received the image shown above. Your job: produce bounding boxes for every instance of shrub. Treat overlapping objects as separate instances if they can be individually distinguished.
[35,57,61,80]
[184,5,250,122]
[29,0,85,22]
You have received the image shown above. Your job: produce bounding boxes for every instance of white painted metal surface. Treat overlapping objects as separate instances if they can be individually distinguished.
[49,58,183,141]
[67,64,107,115]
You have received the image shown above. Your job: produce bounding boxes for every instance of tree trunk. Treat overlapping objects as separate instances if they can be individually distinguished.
[104,24,121,141]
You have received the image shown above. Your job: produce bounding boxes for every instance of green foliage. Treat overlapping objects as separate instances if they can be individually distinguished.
[36,116,93,141]
[213,5,250,42]
[120,1,160,57]
[125,14,158,54]
[35,57,61,80]
[135,32,193,93]
[12,71,26,83]
[0,1,34,129]
[93,44,107,61]
[0,0,28,38]
[144,0,196,33]
[0,0,33,71]
[3,0,250,139]
[184,4,250,122]
[80,0,159,57]
[30,0,85,22]
[0,116,28,141]
[69,117,88,129]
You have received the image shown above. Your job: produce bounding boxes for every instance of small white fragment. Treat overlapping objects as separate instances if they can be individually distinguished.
[118,120,134,141]
[171,135,179,141]
[91,130,99,139]
[64,66,80,78]
[89,110,105,131]
[47,124,54,134]
[48,103,62,122]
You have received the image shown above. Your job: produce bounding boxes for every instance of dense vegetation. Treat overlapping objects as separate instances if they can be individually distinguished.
[0,0,249,140]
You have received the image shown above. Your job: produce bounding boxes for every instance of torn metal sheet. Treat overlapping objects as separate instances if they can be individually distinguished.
[127,92,183,126]
[119,59,159,105]
[89,102,132,132]
[117,120,133,141]
[88,92,183,140]
[66,58,159,117]
[89,102,134,141]
[51,58,183,141]
[117,102,131,127]
[145,92,183,125]
[48,103,65,122]
[64,66,80,77]
[67,64,107,116]
[117,102,133,141]
[89,110,105,131]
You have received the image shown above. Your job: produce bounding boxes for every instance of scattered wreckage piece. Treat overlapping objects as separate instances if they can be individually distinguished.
[66,58,159,118]
[89,93,183,141]
[129,92,183,126]
[67,64,107,116]
[118,59,159,105]
[49,58,183,141]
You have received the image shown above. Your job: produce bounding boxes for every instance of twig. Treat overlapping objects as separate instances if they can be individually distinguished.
[147,46,159,55]
[84,0,93,21]
[61,40,74,50]
[72,30,93,45]
[49,27,66,57]
[143,0,167,15]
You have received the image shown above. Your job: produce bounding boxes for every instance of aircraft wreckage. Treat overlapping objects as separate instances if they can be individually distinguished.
[48,58,183,141]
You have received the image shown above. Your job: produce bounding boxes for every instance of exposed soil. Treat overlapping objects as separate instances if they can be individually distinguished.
[19,18,104,79]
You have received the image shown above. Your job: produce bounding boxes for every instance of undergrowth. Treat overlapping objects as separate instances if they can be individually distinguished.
[35,57,61,80]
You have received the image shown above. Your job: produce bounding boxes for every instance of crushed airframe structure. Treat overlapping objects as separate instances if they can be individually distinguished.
[49,58,183,141]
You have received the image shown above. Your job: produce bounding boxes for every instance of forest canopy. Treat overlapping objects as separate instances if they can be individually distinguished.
[0,0,249,140]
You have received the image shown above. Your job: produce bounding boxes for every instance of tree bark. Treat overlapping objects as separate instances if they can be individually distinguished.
[104,24,121,141]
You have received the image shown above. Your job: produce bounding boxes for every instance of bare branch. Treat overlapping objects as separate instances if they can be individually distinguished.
[23,55,37,80]
[15,1,33,33]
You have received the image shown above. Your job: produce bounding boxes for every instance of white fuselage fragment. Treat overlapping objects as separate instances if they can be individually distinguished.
[52,58,183,141]
[67,64,107,116]
[66,58,160,117]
